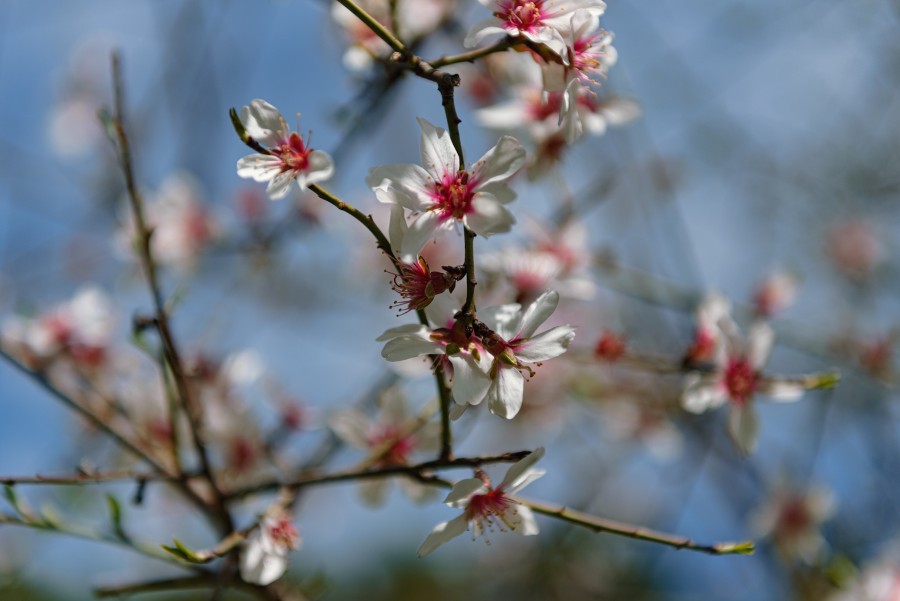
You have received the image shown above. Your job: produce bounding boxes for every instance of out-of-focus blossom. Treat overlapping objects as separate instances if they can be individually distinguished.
[826,219,884,282]
[367,118,525,263]
[684,293,731,365]
[116,173,218,272]
[682,320,804,454]
[240,512,301,586]
[541,10,618,141]
[236,99,334,200]
[332,0,451,71]
[465,0,606,59]
[417,448,545,556]
[753,271,799,318]
[1,286,115,370]
[751,481,836,563]
[330,387,440,505]
[594,329,626,361]
[829,547,900,601]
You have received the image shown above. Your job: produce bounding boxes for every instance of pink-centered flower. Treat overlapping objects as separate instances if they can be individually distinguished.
[367,118,525,263]
[751,480,836,564]
[682,320,805,454]
[417,448,545,556]
[240,512,301,586]
[476,289,576,418]
[236,99,334,200]
[378,293,493,408]
[465,0,607,59]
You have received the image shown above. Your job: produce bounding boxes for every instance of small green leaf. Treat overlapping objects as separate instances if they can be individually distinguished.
[714,540,755,555]
[161,539,212,564]
[106,494,128,541]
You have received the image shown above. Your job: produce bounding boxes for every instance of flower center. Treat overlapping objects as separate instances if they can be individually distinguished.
[528,91,563,122]
[268,517,300,550]
[724,358,757,405]
[432,170,476,221]
[275,133,311,173]
[497,1,546,33]
[466,488,511,522]
[776,497,811,537]
[369,426,416,466]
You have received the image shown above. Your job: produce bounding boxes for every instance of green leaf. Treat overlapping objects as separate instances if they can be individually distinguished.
[161,539,212,564]
[106,494,128,541]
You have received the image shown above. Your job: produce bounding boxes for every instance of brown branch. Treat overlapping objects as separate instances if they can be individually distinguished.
[108,52,232,533]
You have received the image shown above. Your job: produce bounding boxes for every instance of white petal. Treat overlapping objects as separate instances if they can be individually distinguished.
[464,194,515,237]
[401,211,445,263]
[515,290,559,339]
[417,514,469,557]
[476,100,530,130]
[747,322,775,370]
[758,380,805,402]
[681,374,727,414]
[376,323,428,342]
[479,303,522,340]
[478,181,517,204]
[487,367,525,419]
[265,170,296,200]
[511,503,539,535]
[728,405,759,455]
[304,150,335,185]
[367,164,434,211]
[600,97,642,126]
[417,118,459,180]
[444,478,488,507]
[499,447,545,491]
[381,335,442,361]
[241,99,287,147]
[388,204,409,254]
[358,479,390,507]
[514,325,576,362]
[463,19,508,48]
[236,154,282,182]
[473,136,526,187]
[448,354,491,406]
[424,292,461,329]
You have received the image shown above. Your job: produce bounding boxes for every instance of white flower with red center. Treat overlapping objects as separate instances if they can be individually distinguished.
[753,271,799,318]
[386,205,465,314]
[330,387,440,505]
[465,0,607,59]
[367,118,525,263]
[240,512,301,586]
[417,448,545,556]
[750,481,836,564]
[542,11,618,141]
[378,293,493,408]
[236,99,334,200]
[476,289,576,418]
[682,320,805,454]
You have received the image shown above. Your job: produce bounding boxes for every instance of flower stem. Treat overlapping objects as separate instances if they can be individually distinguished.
[517,497,756,556]
[334,0,406,54]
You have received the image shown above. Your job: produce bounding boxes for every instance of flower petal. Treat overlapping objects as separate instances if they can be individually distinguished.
[728,405,759,455]
[367,164,434,211]
[448,354,491,406]
[758,379,805,402]
[472,135,526,188]
[265,170,296,200]
[499,447,545,491]
[510,503,539,535]
[417,118,459,180]
[401,211,446,263]
[376,323,428,342]
[381,334,442,361]
[487,367,525,419]
[681,373,728,413]
[241,99,287,147]
[417,513,469,557]
[236,154,283,182]
[747,322,774,370]
[444,478,489,507]
[304,150,335,185]
[479,303,522,340]
[463,19,508,48]
[515,290,559,339]
[514,325,576,362]
[464,194,515,237]
[329,409,370,448]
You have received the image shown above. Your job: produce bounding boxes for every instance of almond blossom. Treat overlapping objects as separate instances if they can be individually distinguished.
[378,293,493,408]
[464,0,607,59]
[681,320,805,454]
[476,289,576,418]
[330,387,440,505]
[240,512,301,586]
[750,480,836,563]
[542,10,618,141]
[236,99,334,200]
[366,118,525,263]
[417,448,545,556]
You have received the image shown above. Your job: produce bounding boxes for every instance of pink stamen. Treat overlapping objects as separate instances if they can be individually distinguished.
[723,357,758,405]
